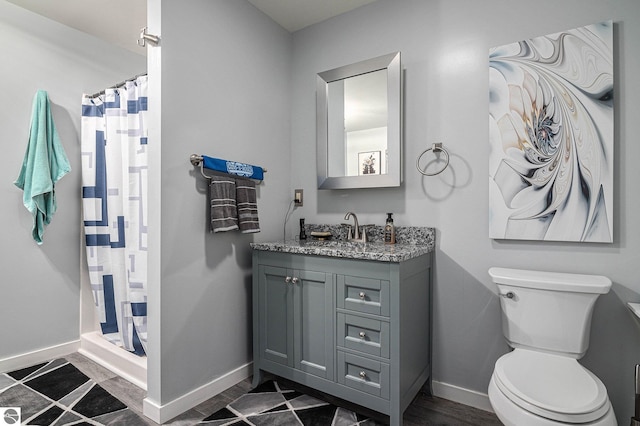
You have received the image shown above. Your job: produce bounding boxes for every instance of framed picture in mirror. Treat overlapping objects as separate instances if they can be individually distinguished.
[358,151,380,175]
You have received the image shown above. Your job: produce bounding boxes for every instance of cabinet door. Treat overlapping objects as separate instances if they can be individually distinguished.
[293,270,334,380]
[258,265,294,367]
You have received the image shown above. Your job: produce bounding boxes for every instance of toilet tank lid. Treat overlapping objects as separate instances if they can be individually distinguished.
[488,267,611,294]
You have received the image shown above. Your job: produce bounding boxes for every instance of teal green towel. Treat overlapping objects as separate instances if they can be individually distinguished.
[14,90,71,244]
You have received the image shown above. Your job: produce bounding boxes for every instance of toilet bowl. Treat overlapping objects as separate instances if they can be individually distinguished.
[488,267,617,426]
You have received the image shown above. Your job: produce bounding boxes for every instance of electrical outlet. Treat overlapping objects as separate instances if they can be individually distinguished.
[294,189,303,206]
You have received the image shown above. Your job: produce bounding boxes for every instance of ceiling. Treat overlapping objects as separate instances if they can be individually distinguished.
[247,0,377,32]
[6,0,377,54]
[6,0,147,54]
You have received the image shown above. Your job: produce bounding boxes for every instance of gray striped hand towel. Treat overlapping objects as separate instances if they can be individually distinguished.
[210,176,239,232]
[236,178,260,233]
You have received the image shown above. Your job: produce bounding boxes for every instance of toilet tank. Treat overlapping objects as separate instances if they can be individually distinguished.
[488,267,611,359]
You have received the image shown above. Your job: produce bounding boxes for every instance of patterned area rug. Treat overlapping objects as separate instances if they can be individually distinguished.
[0,359,384,425]
[0,358,147,425]
[198,380,384,426]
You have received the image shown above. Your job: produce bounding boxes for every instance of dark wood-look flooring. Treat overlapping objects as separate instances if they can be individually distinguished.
[66,353,503,425]
[403,392,503,425]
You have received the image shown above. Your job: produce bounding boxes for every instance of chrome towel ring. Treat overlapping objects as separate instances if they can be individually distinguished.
[416,143,450,176]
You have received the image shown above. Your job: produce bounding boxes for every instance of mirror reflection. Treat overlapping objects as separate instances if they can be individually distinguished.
[317,52,402,189]
[327,69,388,177]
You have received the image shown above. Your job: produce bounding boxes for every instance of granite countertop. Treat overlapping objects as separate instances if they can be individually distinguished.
[251,240,432,262]
[251,225,435,263]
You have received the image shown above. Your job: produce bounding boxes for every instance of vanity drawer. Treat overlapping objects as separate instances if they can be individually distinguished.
[337,351,389,399]
[337,275,390,317]
[337,313,389,359]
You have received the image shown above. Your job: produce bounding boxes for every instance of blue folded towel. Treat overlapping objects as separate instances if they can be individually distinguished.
[14,90,71,244]
[202,155,264,181]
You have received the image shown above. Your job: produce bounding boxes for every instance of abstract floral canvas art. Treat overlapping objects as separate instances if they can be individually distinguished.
[489,21,613,242]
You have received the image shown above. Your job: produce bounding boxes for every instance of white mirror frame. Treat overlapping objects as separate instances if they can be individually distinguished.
[317,52,402,189]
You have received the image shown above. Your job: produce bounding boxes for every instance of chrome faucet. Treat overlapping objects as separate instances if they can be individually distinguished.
[344,212,366,242]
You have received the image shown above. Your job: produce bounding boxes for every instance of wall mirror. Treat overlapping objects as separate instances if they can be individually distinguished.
[317,52,402,189]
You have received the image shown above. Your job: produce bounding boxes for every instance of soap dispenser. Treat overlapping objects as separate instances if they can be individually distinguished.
[384,213,396,244]
[299,218,307,240]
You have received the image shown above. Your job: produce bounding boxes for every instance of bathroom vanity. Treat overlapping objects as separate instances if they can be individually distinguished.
[251,226,434,426]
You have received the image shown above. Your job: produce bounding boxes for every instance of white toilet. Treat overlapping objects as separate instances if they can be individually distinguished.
[488,267,617,426]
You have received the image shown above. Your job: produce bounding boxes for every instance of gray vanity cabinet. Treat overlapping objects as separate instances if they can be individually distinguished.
[252,249,432,426]
[255,263,334,380]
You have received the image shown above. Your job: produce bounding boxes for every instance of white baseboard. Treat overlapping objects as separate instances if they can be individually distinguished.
[0,340,80,374]
[143,362,252,424]
[79,332,147,391]
[432,380,494,413]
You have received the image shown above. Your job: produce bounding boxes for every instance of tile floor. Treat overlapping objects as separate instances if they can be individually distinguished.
[0,353,502,425]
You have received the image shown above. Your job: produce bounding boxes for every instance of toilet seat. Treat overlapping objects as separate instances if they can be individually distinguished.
[493,349,610,423]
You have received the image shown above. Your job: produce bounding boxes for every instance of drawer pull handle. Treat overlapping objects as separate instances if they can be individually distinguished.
[359,331,366,339]
[359,291,366,300]
[285,276,292,284]
[359,371,367,379]
[292,277,300,284]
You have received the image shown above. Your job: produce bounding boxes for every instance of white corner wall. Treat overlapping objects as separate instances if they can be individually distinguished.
[0,0,145,367]
[145,0,292,418]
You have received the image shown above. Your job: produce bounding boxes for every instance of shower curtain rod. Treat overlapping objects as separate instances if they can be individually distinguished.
[87,72,147,99]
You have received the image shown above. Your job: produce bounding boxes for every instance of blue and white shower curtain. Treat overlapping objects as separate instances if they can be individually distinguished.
[80,76,148,356]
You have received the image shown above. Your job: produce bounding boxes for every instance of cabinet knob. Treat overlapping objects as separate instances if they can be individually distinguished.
[359,371,367,379]
[292,277,300,284]
[359,291,366,300]
[285,276,292,283]
[359,331,366,339]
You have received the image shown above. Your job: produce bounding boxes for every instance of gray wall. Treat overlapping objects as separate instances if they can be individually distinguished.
[0,1,145,359]
[152,0,292,404]
[289,0,640,423]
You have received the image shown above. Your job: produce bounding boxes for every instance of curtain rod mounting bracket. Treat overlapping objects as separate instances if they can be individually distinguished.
[138,27,160,47]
